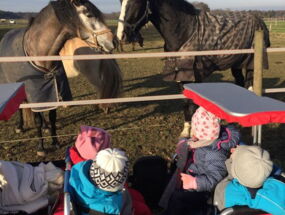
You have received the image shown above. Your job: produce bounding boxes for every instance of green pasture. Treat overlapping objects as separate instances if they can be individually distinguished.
[0,21,285,172]
[265,20,285,33]
[106,19,119,26]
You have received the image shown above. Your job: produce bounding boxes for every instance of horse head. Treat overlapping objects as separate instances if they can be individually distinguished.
[117,0,150,44]
[70,0,117,52]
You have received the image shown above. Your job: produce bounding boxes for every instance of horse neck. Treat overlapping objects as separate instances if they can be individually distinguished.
[150,0,198,51]
[24,6,73,70]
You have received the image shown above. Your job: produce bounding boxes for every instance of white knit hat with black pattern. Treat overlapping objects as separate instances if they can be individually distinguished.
[89,148,129,192]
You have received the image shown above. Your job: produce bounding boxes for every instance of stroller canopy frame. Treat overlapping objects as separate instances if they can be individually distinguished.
[183,83,285,127]
[0,82,26,121]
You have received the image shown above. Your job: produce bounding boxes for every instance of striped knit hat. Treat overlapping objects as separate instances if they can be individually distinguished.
[89,148,129,192]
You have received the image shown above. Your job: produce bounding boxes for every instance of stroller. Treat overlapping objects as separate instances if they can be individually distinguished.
[63,147,156,215]
[0,159,66,215]
[158,83,285,215]
[63,126,153,215]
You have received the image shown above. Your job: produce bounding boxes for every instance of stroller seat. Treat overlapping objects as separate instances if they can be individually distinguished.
[220,206,269,215]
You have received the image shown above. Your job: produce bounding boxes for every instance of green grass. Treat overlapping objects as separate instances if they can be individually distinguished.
[0,22,285,172]
[0,21,27,38]
[106,19,119,26]
[265,21,285,33]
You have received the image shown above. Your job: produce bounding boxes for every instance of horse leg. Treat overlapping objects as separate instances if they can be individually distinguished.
[231,68,245,87]
[49,109,60,149]
[132,42,135,51]
[120,42,124,52]
[39,112,49,133]
[179,82,198,138]
[15,109,24,133]
[35,112,46,157]
[245,69,254,90]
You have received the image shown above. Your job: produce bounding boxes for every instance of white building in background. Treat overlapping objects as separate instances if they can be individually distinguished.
[9,19,15,24]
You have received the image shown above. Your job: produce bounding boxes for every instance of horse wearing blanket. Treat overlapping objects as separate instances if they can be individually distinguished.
[0,0,120,156]
[117,0,270,137]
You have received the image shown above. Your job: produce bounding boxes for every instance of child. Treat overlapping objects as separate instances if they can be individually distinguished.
[214,145,285,215]
[69,126,152,215]
[161,106,240,215]
[69,125,111,165]
[69,148,132,215]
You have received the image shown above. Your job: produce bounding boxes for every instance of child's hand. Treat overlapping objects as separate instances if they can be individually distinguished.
[180,173,197,190]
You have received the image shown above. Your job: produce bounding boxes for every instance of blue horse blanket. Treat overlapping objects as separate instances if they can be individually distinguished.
[0,28,72,111]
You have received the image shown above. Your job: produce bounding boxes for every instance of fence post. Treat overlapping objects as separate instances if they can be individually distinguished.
[253,30,264,145]
[253,30,264,96]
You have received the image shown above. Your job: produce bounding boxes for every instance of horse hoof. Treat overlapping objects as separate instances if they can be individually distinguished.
[37,150,46,157]
[15,128,23,134]
[179,131,190,139]
[103,107,110,114]
[248,86,253,92]
[52,143,60,149]
[55,144,60,149]
[179,122,191,138]
[42,128,49,134]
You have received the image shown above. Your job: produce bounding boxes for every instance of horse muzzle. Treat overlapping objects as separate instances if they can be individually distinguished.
[86,29,116,53]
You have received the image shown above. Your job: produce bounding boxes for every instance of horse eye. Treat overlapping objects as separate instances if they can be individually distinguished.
[86,13,93,18]
[82,8,93,17]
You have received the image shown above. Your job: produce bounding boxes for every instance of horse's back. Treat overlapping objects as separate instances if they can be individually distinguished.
[0,28,72,107]
[186,11,269,72]
[73,45,122,99]
[60,38,88,78]
[61,37,122,99]
[0,28,26,57]
[0,28,27,84]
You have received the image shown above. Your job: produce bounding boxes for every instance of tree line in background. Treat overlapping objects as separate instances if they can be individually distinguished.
[0,10,37,19]
[104,9,285,20]
[0,2,285,21]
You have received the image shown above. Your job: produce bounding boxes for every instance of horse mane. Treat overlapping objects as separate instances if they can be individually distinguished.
[162,0,198,15]
[50,0,81,32]
[50,0,106,29]
[87,2,106,24]
[27,17,35,27]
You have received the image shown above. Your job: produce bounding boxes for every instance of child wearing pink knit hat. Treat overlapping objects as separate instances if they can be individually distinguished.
[161,106,240,215]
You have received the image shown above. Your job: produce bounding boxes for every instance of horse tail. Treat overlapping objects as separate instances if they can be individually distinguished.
[97,59,123,103]
[73,55,123,108]
[28,17,35,27]
[72,46,123,109]
[261,21,271,48]
[255,15,271,48]
[22,107,35,128]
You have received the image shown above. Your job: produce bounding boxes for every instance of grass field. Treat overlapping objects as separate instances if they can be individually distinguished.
[0,21,285,172]
[265,20,285,33]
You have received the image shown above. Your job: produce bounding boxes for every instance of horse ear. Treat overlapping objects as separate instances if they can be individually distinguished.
[70,0,86,6]
[70,0,80,6]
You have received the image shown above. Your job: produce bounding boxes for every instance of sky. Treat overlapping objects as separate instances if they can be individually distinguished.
[0,0,284,13]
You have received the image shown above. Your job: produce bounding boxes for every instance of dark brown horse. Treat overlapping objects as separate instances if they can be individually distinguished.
[117,0,270,137]
[0,0,119,156]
